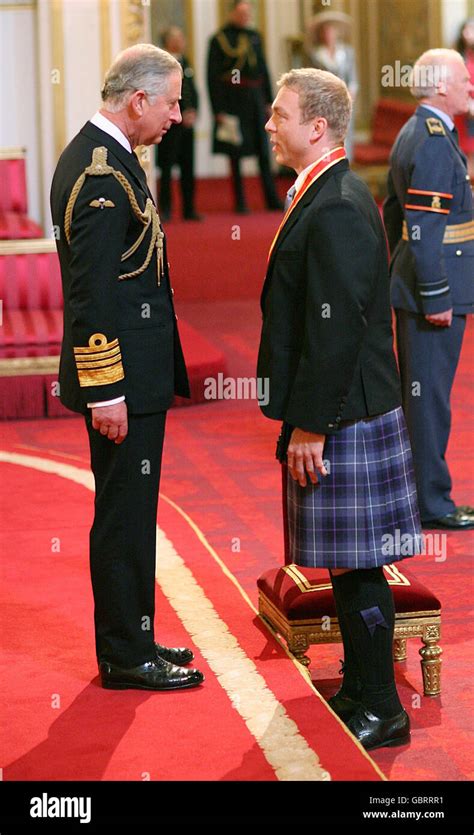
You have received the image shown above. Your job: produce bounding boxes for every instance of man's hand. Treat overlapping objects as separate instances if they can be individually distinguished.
[287,428,327,487]
[91,402,128,444]
[425,308,453,327]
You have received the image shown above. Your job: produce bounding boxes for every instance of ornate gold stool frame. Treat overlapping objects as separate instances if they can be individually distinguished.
[258,574,442,698]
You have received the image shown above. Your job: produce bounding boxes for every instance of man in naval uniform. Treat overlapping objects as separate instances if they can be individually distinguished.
[51,44,204,690]
[207,0,283,213]
[384,49,474,530]
[156,26,202,221]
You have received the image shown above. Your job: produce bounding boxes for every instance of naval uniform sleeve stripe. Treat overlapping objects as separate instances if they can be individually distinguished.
[404,204,450,214]
[418,279,449,287]
[406,189,453,199]
[419,287,451,297]
[75,355,123,371]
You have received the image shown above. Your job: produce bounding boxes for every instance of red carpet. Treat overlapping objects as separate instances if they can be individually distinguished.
[1,307,472,781]
[1,449,382,782]
[163,176,290,302]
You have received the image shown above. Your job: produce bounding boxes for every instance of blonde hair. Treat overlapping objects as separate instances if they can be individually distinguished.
[101,43,182,112]
[278,68,351,141]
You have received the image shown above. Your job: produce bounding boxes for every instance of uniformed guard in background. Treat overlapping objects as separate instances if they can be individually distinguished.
[384,48,474,530]
[51,44,204,690]
[207,0,283,213]
[156,26,202,221]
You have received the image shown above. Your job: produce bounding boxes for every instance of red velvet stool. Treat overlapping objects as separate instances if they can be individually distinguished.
[258,562,442,696]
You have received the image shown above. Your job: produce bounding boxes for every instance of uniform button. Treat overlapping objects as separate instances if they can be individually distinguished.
[328,423,335,429]
[171,288,175,295]
[335,416,342,423]
[456,249,462,256]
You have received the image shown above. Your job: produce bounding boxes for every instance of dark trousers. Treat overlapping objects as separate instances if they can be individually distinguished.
[157,125,195,217]
[85,411,166,668]
[395,310,466,520]
[230,129,280,210]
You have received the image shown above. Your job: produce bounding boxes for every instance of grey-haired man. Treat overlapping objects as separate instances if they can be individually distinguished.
[51,44,204,690]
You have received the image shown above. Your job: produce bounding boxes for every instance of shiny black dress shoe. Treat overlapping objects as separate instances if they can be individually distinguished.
[100,657,204,691]
[183,211,204,221]
[327,690,361,723]
[347,707,410,750]
[422,507,474,530]
[155,642,194,666]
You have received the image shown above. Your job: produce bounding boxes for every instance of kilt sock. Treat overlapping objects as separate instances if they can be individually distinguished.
[332,568,403,718]
[329,571,361,698]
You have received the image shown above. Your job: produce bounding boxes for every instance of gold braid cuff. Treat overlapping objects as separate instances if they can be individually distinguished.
[64,146,164,285]
[73,333,124,387]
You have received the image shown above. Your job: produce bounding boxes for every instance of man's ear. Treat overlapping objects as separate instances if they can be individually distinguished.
[310,117,328,143]
[129,90,147,116]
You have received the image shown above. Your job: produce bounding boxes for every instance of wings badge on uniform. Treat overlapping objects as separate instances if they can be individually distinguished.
[89,197,116,209]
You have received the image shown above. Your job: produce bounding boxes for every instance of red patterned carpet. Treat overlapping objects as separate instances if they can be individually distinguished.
[1,299,472,782]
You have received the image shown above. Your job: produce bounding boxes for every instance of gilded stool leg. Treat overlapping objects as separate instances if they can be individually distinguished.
[420,625,442,696]
[393,638,407,662]
[288,633,311,667]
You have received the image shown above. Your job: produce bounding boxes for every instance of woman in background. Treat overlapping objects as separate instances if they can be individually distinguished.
[455,18,474,179]
[304,11,358,160]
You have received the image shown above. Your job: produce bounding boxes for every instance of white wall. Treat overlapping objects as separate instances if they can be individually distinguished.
[63,0,102,138]
[441,0,469,47]
[0,7,42,224]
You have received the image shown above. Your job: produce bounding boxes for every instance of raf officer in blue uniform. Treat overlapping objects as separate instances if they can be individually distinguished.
[384,49,474,530]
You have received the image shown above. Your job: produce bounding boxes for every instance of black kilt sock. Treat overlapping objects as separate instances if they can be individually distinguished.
[330,571,361,698]
[333,567,403,718]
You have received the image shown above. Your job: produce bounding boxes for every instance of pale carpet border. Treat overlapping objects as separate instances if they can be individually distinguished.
[0,450,348,782]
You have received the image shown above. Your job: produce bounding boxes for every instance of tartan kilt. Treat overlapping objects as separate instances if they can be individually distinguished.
[286,407,423,569]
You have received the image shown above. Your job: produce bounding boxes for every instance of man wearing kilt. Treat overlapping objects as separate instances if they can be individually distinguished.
[258,68,423,750]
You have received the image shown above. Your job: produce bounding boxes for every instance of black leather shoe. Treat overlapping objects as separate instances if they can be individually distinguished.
[422,507,474,530]
[100,657,204,691]
[327,690,361,722]
[235,204,250,214]
[347,707,410,750]
[183,211,204,221]
[155,642,194,666]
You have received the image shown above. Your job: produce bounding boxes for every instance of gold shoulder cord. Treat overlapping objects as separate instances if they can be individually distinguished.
[64,147,164,285]
[216,31,257,71]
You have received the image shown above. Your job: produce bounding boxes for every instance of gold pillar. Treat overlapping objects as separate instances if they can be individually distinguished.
[99,0,112,81]
[50,0,66,160]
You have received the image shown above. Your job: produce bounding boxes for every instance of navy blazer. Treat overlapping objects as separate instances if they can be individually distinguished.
[257,159,401,435]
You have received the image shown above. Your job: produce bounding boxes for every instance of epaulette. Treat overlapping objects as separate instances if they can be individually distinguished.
[64,147,164,284]
[425,117,446,136]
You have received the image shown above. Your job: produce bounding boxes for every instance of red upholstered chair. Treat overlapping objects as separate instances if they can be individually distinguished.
[257,467,442,697]
[352,98,416,197]
[0,239,65,419]
[0,148,43,239]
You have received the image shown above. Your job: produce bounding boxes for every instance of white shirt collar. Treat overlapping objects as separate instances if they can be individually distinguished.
[90,111,132,153]
[421,104,455,132]
[293,160,320,196]
[292,149,345,196]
